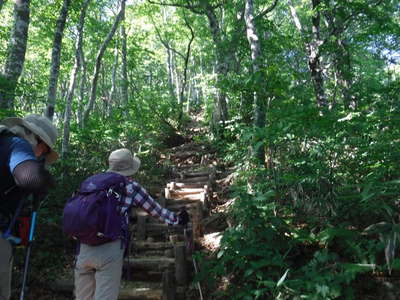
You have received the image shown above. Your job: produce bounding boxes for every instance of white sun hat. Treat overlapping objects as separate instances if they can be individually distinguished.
[107,148,141,176]
[1,114,59,164]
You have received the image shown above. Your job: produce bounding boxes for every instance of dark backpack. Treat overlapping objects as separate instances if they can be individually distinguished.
[62,172,129,246]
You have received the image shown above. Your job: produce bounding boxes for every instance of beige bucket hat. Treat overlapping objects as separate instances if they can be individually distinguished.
[1,114,59,164]
[107,148,141,176]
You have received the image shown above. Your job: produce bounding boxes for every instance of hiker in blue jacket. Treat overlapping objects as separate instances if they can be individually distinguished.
[0,114,59,300]
[74,148,188,300]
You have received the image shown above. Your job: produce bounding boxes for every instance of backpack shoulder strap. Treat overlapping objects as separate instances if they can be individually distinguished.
[79,172,126,194]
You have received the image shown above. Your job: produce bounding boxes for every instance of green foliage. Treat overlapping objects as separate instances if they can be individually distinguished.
[0,0,398,297]
[204,67,400,298]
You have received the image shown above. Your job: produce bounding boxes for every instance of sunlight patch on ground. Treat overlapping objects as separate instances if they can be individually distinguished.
[202,232,223,252]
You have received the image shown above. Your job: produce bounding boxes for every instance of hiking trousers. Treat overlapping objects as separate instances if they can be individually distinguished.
[74,240,124,300]
[0,235,13,300]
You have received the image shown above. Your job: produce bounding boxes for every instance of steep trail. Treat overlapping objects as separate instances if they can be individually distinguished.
[50,116,231,300]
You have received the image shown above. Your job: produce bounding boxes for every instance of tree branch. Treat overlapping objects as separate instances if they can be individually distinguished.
[147,0,203,14]
[147,0,227,15]
[179,12,195,109]
[153,23,186,59]
[256,0,279,19]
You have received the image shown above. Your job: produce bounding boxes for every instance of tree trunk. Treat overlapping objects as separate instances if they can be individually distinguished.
[170,51,180,104]
[323,6,355,109]
[109,41,119,115]
[244,0,266,164]
[120,22,129,112]
[77,45,87,127]
[289,0,327,108]
[82,0,126,126]
[334,38,354,109]
[0,0,30,111]
[178,13,195,122]
[202,2,228,126]
[62,0,90,158]
[166,46,176,100]
[161,7,176,101]
[309,0,326,108]
[45,0,71,120]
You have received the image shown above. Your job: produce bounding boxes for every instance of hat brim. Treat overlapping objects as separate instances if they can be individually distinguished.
[107,166,139,177]
[1,117,59,164]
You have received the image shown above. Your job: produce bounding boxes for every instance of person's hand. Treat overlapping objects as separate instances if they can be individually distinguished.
[177,206,189,226]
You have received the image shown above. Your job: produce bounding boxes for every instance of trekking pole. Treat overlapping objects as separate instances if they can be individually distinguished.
[183,224,204,300]
[2,186,23,245]
[192,255,204,300]
[19,195,46,300]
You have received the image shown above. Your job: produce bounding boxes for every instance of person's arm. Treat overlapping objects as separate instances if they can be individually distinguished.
[9,138,54,194]
[13,160,54,192]
[125,180,178,225]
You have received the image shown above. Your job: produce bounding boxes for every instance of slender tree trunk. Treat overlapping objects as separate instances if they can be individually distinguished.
[335,38,355,109]
[109,41,119,114]
[186,79,192,112]
[45,0,71,120]
[166,46,176,100]
[172,51,181,104]
[323,6,355,109]
[309,0,326,108]
[62,0,90,158]
[289,0,327,108]
[82,0,126,126]
[178,14,195,122]
[161,7,176,101]
[244,0,266,164]
[77,45,87,126]
[0,0,30,111]
[120,22,129,111]
[201,2,228,126]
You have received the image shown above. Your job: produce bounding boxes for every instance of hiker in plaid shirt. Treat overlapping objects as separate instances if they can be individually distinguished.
[122,179,177,225]
[74,148,187,300]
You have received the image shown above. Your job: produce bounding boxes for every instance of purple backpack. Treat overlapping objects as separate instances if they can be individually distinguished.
[62,172,128,246]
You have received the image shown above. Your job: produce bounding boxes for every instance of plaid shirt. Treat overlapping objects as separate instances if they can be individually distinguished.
[120,178,178,225]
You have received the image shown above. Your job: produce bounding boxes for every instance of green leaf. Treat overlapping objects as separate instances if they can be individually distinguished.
[277,269,289,287]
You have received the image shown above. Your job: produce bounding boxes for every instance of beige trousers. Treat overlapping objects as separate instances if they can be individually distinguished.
[0,236,13,300]
[74,240,124,300]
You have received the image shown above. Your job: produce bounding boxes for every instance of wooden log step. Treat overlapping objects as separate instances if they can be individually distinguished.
[167,203,198,212]
[181,171,211,178]
[120,281,163,300]
[166,198,199,206]
[171,151,202,159]
[166,192,206,201]
[165,189,208,201]
[134,250,169,257]
[146,223,189,234]
[119,287,162,300]
[167,182,205,189]
[123,268,164,282]
[171,164,202,170]
[125,256,175,271]
[133,241,174,251]
[172,176,209,184]
[169,187,206,195]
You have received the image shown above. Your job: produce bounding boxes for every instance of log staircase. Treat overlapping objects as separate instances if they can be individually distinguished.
[54,141,214,300]
[123,142,214,300]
